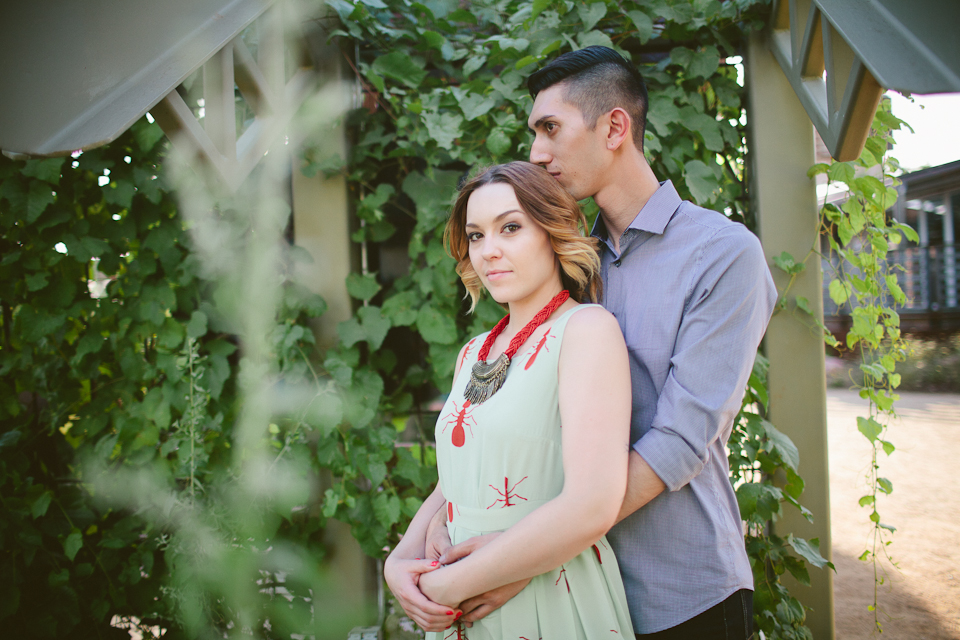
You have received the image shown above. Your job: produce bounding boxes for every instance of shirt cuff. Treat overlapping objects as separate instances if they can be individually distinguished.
[633,427,706,492]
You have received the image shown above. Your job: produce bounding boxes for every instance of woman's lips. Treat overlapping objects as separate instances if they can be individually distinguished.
[486,270,510,281]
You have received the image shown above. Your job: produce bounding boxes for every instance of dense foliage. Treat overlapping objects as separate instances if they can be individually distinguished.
[0,119,377,638]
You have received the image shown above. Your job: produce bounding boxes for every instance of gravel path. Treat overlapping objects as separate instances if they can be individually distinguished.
[828,389,960,639]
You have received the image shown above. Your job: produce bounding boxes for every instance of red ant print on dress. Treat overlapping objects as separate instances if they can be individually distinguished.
[523,332,554,370]
[459,338,478,372]
[487,476,528,509]
[555,565,570,592]
[444,623,466,640]
[441,400,477,448]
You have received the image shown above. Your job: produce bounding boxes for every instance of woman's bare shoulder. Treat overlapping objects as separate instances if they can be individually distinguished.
[561,305,625,350]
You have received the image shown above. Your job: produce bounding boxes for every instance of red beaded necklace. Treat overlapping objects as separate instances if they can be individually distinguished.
[464,289,570,405]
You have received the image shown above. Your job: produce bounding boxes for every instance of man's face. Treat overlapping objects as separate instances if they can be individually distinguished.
[527,84,610,201]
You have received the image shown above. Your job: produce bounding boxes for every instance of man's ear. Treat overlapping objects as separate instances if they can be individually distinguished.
[605,108,632,151]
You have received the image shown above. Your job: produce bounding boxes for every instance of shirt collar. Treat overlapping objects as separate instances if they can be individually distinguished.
[590,180,683,241]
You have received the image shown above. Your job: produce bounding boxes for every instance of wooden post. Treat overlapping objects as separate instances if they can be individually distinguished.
[747,32,836,640]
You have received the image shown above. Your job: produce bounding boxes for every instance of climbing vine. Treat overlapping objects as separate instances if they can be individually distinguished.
[778,97,912,632]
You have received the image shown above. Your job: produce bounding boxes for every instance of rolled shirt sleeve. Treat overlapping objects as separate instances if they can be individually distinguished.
[632,223,777,491]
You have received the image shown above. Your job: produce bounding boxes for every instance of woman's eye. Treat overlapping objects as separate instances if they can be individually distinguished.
[467,232,482,243]
[503,223,520,233]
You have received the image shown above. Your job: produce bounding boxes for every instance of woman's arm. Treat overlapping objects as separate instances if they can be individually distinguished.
[419,307,631,606]
[384,486,459,630]
[384,338,475,630]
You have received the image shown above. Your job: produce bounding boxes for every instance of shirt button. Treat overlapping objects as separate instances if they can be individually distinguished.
[613,259,621,267]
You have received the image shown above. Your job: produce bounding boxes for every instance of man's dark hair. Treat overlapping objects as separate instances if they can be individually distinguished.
[528,46,648,152]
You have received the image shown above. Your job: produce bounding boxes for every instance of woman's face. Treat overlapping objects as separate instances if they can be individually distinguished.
[465,182,561,307]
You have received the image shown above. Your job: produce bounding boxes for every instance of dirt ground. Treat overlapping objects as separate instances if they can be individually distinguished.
[827,389,960,639]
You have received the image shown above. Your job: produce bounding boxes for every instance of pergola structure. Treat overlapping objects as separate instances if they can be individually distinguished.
[3,0,959,637]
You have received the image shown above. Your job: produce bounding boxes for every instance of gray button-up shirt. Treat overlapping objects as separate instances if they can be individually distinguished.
[594,180,777,634]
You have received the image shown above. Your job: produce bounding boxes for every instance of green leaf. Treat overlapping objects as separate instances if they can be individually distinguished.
[63,529,83,561]
[577,30,614,50]
[158,317,185,350]
[104,179,135,209]
[463,54,486,77]
[877,477,893,494]
[373,493,402,528]
[787,535,834,570]
[880,439,895,456]
[339,306,391,349]
[416,304,457,345]
[795,296,813,317]
[27,180,55,222]
[829,279,852,305]
[372,51,427,89]
[531,0,551,18]
[683,160,720,204]
[381,291,420,326]
[858,495,875,507]
[827,162,855,185]
[627,10,654,42]
[577,2,607,31]
[856,416,883,443]
[423,111,464,149]
[458,92,496,120]
[25,271,49,292]
[486,127,512,156]
[773,251,804,275]
[32,491,53,519]
[421,30,446,50]
[133,119,166,152]
[514,55,538,70]
[346,272,382,301]
[807,162,831,179]
[186,311,208,339]
[358,307,391,349]
[764,421,800,471]
[22,158,65,184]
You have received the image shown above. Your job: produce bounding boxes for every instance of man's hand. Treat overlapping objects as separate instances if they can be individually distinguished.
[438,532,529,627]
[383,556,459,632]
[424,502,452,561]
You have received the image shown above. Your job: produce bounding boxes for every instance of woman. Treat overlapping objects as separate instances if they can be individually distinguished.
[384,162,633,638]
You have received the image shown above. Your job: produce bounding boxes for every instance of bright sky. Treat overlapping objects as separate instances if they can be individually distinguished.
[887,92,960,173]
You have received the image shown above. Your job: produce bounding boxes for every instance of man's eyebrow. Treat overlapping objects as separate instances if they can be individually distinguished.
[465,209,524,228]
[530,115,555,130]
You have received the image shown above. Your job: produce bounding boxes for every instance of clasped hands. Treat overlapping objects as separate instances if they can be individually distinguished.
[383,509,530,632]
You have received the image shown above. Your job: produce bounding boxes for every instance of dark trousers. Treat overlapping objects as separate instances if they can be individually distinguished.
[635,589,754,640]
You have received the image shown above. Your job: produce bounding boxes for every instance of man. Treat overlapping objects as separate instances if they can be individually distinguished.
[388,46,776,639]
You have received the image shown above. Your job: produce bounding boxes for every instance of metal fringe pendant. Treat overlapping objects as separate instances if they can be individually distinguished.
[464,352,511,405]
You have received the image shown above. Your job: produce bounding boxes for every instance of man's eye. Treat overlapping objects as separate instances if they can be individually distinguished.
[545,122,556,132]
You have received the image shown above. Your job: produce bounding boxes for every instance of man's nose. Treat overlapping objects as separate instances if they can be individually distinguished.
[529,135,550,166]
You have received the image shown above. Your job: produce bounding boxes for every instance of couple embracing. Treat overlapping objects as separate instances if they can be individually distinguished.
[384,46,777,640]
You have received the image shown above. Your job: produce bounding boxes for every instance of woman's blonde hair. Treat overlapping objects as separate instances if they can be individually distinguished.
[444,161,602,312]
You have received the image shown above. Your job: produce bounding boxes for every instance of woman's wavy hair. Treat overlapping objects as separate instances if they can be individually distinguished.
[444,161,602,312]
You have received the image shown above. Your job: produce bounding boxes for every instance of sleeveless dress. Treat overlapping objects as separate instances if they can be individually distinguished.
[427,305,633,640]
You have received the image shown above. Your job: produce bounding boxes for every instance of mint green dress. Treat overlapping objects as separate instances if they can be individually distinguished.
[428,305,633,640]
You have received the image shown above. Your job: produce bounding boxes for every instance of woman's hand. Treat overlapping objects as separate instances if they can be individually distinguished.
[383,556,459,631]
